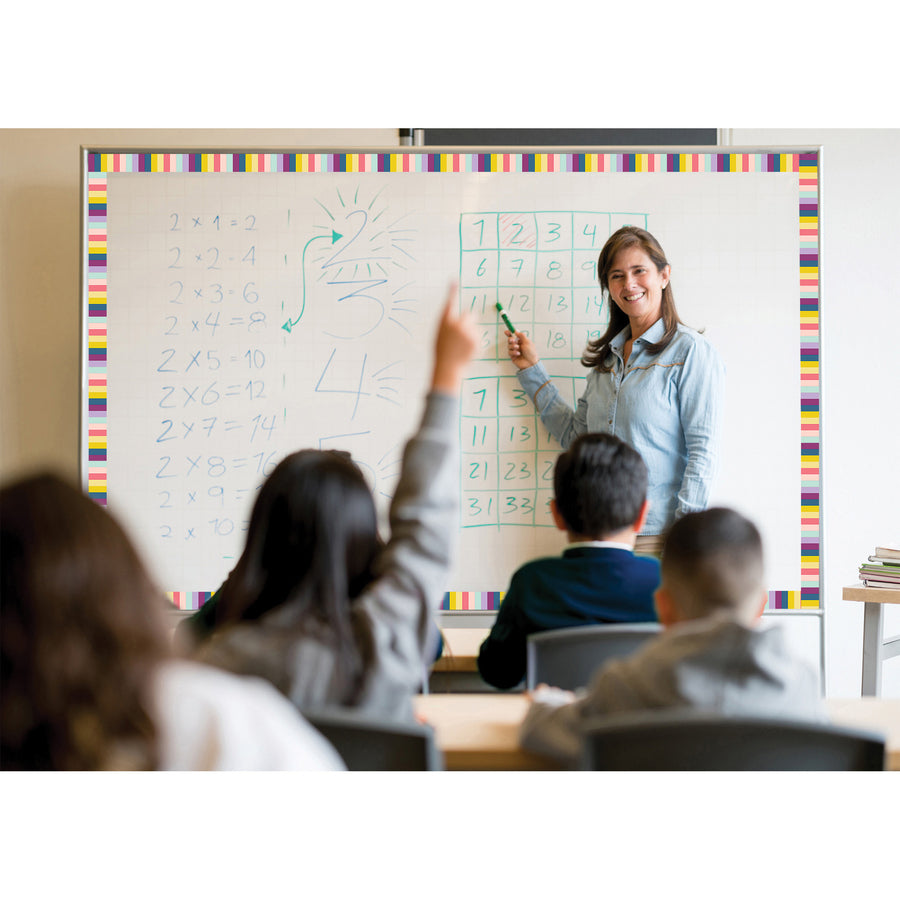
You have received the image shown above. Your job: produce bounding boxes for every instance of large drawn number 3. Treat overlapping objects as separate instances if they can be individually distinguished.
[322,209,388,340]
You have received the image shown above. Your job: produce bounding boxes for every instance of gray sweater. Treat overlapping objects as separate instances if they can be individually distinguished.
[196,391,458,722]
[519,615,827,765]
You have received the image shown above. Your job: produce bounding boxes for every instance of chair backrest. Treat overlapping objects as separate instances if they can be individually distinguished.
[526,622,662,691]
[581,710,886,770]
[303,707,443,771]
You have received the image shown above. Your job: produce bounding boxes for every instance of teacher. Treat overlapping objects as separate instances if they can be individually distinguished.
[507,225,724,556]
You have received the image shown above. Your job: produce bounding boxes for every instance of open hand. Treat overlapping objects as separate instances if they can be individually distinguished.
[431,282,478,393]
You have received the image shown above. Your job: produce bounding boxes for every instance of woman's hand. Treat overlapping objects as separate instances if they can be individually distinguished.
[431,282,478,393]
[506,329,540,370]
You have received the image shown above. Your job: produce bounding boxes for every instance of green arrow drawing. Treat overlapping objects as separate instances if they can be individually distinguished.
[282,229,342,333]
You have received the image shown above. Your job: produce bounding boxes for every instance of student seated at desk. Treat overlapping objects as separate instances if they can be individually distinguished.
[519,507,827,765]
[0,473,344,771]
[186,287,477,722]
[477,433,659,690]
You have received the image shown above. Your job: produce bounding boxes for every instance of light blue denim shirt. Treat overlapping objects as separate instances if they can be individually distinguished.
[517,319,724,535]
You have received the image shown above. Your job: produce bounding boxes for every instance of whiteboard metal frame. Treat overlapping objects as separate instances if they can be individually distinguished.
[78,145,826,684]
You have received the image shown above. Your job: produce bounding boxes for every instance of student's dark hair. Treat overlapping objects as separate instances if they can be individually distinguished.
[1,472,171,770]
[209,449,381,704]
[660,507,764,619]
[553,433,648,537]
[582,225,685,371]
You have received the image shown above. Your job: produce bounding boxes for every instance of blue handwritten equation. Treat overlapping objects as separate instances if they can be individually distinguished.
[150,185,424,567]
[154,206,280,558]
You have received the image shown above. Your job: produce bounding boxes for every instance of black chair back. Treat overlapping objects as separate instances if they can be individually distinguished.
[526,622,662,691]
[304,707,443,771]
[581,710,886,770]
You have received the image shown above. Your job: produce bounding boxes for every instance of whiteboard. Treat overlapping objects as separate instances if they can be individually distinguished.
[81,149,822,614]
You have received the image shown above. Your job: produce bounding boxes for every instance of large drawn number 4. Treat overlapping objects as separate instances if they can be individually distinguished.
[315,348,402,421]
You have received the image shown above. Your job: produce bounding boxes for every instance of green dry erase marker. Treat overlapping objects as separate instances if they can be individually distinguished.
[495,302,516,334]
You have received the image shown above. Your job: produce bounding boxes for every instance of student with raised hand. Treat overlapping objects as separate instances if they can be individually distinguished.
[506,226,724,557]
[190,285,477,721]
[519,507,827,766]
[476,433,659,690]
[0,472,344,771]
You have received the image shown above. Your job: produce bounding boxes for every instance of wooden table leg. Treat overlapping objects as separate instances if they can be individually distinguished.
[861,601,884,696]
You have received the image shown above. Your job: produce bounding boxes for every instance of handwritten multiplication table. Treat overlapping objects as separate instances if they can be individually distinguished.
[457,210,645,528]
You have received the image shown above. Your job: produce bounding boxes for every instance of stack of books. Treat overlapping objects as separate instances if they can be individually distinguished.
[859,545,900,589]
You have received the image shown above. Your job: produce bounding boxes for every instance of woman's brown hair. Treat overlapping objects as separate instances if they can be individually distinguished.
[582,225,685,371]
[1,472,171,770]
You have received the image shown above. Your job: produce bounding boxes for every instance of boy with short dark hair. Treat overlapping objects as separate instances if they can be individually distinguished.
[519,507,827,764]
[477,433,659,690]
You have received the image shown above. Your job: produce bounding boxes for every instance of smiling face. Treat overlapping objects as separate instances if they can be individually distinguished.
[606,245,670,332]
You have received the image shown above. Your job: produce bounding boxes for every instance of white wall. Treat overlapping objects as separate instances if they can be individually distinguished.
[730,129,900,698]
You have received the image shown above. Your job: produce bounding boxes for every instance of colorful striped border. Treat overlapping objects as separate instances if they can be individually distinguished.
[86,150,805,175]
[85,171,108,504]
[443,591,505,612]
[795,151,821,610]
[169,591,215,612]
[84,151,820,611]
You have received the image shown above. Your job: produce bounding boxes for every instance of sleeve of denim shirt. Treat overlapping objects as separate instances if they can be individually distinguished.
[675,333,725,519]
[516,360,588,451]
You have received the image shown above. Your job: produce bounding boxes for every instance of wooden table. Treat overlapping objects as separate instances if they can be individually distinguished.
[431,628,489,673]
[428,627,498,693]
[413,693,900,771]
[414,693,560,770]
[843,583,900,695]
[826,698,900,769]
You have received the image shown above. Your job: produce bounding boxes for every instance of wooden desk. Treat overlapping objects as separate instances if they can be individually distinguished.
[843,583,900,696]
[431,628,489,672]
[413,693,900,771]
[826,698,900,770]
[414,693,560,770]
[428,628,498,693]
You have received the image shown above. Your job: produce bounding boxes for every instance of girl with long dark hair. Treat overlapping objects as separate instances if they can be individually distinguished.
[190,288,477,720]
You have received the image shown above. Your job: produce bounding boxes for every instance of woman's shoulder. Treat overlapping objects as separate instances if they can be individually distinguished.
[673,322,710,343]
[671,323,723,362]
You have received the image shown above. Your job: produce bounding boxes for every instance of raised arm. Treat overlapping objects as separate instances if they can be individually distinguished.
[506,326,588,449]
[432,286,480,393]
[358,285,477,683]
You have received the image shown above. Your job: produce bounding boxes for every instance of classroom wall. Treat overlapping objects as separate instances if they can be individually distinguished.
[2,127,897,699]
[729,128,900,698]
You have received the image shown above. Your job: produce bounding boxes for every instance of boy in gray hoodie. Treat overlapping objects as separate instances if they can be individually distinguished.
[519,507,826,765]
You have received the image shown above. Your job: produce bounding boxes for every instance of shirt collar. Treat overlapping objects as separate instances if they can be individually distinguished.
[639,317,667,344]
[565,540,634,552]
[610,316,666,350]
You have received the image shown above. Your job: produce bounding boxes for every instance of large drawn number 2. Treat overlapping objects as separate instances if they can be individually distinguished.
[322,208,367,268]
[322,209,387,339]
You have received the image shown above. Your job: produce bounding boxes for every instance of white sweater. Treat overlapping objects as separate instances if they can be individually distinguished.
[153,660,345,771]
